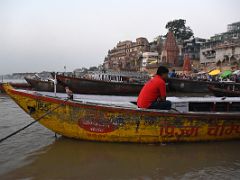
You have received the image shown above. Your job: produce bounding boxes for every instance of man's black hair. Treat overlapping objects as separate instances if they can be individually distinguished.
[156,66,169,76]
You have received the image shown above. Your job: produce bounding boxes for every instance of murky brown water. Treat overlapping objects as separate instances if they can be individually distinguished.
[1,94,240,180]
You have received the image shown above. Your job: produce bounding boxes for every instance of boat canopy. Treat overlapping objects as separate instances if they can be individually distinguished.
[220,70,232,78]
[233,70,240,75]
[209,69,221,76]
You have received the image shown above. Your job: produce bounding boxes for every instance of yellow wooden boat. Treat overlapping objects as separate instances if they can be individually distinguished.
[3,84,240,143]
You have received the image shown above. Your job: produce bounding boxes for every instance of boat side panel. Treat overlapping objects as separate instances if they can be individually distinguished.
[209,86,240,97]
[57,75,143,95]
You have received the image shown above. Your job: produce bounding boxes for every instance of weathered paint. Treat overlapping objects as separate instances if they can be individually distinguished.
[3,84,240,143]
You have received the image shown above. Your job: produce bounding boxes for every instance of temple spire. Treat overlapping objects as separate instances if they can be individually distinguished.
[183,54,191,72]
[161,31,179,65]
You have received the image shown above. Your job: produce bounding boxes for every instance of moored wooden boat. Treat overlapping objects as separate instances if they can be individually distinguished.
[2,84,240,143]
[209,86,240,97]
[24,77,66,93]
[168,78,240,93]
[56,74,144,95]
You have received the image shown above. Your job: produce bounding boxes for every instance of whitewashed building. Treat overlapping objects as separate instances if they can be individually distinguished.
[200,22,240,67]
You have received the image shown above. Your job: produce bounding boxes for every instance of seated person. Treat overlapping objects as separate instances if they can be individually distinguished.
[137,66,171,110]
[65,87,73,100]
[169,69,176,78]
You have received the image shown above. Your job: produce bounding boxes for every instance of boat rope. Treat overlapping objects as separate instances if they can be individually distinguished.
[0,98,70,144]
[170,108,180,113]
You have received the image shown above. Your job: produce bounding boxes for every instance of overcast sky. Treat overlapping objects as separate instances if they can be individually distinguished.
[0,0,239,74]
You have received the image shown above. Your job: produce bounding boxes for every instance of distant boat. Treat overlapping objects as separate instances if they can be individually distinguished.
[24,77,66,93]
[209,85,240,97]
[168,78,240,93]
[3,83,240,143]
[56,74,144,95]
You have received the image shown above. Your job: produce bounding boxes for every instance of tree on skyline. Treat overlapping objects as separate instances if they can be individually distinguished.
[165,19,194,42]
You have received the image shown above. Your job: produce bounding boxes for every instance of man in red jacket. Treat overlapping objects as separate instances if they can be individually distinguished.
[137,66,171,110]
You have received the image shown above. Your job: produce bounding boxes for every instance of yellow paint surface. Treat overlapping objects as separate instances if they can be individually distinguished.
[3,84,240,143]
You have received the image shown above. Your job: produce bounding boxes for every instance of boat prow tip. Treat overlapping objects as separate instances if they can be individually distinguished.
[2,83,14,92]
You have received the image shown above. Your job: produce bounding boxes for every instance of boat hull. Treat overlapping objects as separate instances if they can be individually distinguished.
[209,86,240,97]
[3,84,240,143]
[56,75,144,95]
[168,78,240,93]
[25,77,66,93]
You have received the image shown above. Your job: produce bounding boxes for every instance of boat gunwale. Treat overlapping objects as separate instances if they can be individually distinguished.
[7,87,240,119]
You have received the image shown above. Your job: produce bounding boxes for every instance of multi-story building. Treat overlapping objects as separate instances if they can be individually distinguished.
[211,21,240,42]
[183,38,206,60]
[200,22,240,70]
[103,37,150,71]
[140,52,159,72]
[103,32,185,73]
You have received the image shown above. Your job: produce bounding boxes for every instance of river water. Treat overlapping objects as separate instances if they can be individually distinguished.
[0,93,240,180]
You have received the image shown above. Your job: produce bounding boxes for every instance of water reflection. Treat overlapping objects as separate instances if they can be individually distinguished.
[2,137,240,180]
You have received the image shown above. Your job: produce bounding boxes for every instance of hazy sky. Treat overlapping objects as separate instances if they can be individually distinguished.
[0,0,239,74]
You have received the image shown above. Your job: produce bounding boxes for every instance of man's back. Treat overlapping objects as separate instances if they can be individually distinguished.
[137,75,166,108]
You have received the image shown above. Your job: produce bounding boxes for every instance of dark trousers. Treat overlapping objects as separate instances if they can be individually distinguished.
[149,100,172,110]
[68,94,73,100]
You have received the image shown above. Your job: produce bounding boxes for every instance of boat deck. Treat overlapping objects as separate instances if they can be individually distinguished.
[14,90,240,113]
